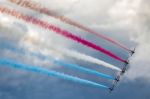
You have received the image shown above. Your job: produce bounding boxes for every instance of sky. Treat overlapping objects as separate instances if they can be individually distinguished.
[0,0,150,99]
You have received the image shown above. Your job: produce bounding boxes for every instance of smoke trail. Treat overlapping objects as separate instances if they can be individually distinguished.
[22,34,121,71]
[8,0,131,52]
[59,48,121,71]
[0,43,115,80]
[0,6,126,63]
[0,58,109,89]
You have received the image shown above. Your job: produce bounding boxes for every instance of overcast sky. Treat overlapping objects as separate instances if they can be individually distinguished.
[0,0,150,99]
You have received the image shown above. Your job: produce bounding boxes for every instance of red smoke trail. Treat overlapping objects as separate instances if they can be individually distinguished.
[0,6,126,63]
[8,0,131,52]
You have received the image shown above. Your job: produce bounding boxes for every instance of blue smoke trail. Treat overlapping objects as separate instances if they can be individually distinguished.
[0,43,115,80]
[0,58,109,89]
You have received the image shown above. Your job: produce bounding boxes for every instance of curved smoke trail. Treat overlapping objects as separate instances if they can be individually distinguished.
[0,43,115,80]
[0,6,126,63]
[8,0,130,52]
[0,58,109,89]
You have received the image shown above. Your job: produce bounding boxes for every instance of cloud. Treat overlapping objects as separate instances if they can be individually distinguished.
[108,0,150,81]
[1,0,150,81]
[0,1,150,99]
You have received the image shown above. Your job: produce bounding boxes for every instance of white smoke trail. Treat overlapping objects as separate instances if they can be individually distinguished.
[21,33,121,71]
[59,48,121,71]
